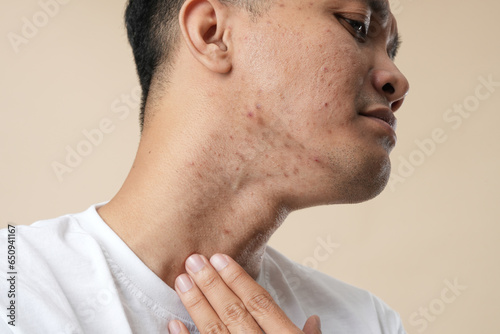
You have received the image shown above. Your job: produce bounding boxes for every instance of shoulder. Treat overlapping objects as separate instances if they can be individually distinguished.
[262,246,405,333]
[0,205,117,332]
[0,205,107,281]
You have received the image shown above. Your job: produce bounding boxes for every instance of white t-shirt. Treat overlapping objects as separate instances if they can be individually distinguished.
[0,203,406,333]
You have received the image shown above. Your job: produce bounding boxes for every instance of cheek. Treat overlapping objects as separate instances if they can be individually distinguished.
[235,21,367,140]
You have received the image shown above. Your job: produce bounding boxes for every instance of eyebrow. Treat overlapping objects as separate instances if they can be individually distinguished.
[368,0,390,23]
[366,0,402,59]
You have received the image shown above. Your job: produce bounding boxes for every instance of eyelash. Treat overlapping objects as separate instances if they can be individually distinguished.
[340,17,369,43]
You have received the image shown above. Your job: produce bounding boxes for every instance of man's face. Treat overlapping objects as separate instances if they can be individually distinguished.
[228,0,409,206]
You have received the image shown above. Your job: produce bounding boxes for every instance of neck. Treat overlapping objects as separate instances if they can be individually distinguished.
[97,106,291,289]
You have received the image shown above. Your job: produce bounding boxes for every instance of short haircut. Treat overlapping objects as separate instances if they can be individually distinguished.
[125,0,270,131]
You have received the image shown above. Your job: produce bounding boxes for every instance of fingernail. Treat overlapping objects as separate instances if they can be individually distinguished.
[168,320,181,334]
[176,274,193,293]
[186,254,205,273]
[210,254,229,272]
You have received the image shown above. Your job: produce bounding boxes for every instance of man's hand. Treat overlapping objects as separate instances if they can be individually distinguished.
[168,254,322,334]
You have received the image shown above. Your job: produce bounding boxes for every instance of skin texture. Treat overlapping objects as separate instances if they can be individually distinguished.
[98,0,408,330]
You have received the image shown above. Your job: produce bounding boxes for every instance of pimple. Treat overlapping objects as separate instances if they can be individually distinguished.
[324,102,329,108]
[284,173,289,178]
[293,167,299,175]
[229,135,234,140]
[256,103,262,110]
[327,129,332,135]
[248,112,254,118]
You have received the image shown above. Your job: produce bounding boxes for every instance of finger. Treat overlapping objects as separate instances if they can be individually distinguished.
[184,254,262,332]
[302,315,322,334]
[168,320,190,334]
[210,254,302,333]
[174,273,230,334]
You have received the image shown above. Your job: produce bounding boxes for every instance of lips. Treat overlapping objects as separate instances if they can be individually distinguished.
[359,107,397,131]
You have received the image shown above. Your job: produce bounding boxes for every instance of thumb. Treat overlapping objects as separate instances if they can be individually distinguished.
[168,320,190,334]
[302,315,322,334]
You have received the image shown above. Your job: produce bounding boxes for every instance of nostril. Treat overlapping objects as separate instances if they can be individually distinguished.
[382,83,395,95]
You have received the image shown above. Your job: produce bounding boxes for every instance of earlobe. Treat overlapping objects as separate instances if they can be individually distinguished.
[179,0,232,74]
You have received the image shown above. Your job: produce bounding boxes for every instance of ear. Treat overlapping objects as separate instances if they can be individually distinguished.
[179,0,232,74]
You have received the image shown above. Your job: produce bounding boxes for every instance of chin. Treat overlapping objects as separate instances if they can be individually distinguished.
[327,149,392,205]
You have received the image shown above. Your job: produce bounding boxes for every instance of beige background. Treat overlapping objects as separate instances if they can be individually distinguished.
[1,0,499,333]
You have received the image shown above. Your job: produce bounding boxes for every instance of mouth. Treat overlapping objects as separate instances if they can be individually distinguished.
[359,107,397,133]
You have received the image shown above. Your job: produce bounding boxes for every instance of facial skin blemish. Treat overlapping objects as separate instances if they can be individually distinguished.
[248,112,254,118]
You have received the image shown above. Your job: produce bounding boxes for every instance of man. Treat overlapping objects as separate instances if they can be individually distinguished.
[0,0,409,333]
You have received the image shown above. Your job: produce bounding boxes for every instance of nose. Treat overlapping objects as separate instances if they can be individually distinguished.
[371,62,410,112]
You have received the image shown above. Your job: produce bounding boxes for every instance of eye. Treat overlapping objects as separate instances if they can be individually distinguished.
[340,17,368,43]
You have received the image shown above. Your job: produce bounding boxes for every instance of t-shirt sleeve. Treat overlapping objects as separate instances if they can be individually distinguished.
[370,293,407,334]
